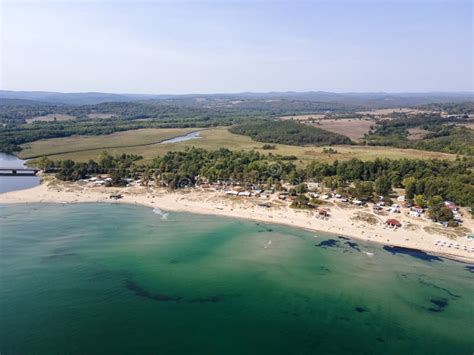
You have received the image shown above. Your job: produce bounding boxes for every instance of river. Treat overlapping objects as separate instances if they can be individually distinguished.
[0,153,40,193]
[159,130,202,144]
[0,131,202,193]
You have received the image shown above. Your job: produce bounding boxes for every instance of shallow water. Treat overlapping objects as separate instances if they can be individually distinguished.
[0,203,473,354]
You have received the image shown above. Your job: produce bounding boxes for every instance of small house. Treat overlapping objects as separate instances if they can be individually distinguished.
[317,208,329,216]
[412,206,424,214]
[306,182,320,190]
[387,204,400,213]
[386,219,401,228]
[446,204,459,212]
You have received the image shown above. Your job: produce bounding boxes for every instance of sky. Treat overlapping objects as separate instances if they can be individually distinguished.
[0,0,472,94]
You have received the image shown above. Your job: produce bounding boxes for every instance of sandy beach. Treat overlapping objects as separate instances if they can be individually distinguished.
[1,178,473,263]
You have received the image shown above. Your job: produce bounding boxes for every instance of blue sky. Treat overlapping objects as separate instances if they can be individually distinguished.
[1,0,472,93]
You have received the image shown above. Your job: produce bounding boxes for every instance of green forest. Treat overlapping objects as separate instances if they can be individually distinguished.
[229,120,352,146]
[364,114,474,155]
[1,99,473,157]
[0,99,353,153]
[37,148,474,216]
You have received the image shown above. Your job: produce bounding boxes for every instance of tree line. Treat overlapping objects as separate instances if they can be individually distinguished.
[36,148,474,217]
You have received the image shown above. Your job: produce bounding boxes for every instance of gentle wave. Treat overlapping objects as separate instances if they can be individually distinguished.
[153,207,169,219]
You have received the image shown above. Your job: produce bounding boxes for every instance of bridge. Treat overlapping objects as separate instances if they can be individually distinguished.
[0,168,40,176]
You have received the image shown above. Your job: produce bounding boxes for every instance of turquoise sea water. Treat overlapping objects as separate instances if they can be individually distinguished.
[0,203,473,354]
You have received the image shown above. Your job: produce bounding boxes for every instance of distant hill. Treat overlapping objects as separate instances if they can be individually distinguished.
[0,98,55,106]
[0,90,472,107]
[187,91,474,108]
[0,91,162,105]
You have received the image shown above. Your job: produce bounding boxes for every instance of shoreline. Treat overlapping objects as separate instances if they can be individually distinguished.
[1,180,473,263]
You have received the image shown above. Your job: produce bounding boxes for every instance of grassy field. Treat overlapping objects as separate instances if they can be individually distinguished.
[20,127,459,163]
[314,119,374,141]
[279,114,374,141]
[19,128,199,159]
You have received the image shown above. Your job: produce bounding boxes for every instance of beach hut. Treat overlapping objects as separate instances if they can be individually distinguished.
[306,182,319,190]
[317,208,329,217]
[385,219,401,228]
[412,206,424,214]
[387,204,400,213]
[446,204,459,212]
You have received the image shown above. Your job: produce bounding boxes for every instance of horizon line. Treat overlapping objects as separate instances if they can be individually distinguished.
[1,89,473,96]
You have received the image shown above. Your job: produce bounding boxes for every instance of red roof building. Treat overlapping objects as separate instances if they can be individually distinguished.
[385,219,401,227]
